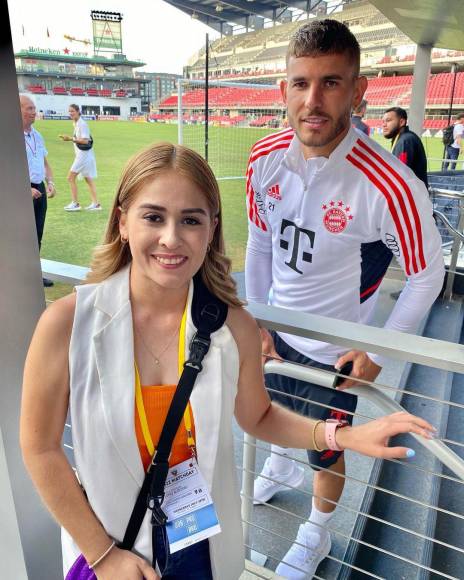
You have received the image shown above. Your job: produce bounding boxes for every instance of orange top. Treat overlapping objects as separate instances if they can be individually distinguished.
[135,385,196,472]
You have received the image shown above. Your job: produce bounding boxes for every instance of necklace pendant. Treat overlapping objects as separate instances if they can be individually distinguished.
[154,358,160,365]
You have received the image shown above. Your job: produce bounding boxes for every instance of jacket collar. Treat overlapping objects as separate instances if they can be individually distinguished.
[283,126,358,176]
[94,263,132,318]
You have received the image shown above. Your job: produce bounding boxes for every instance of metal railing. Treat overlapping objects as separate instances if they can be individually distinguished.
[429,187,464,299]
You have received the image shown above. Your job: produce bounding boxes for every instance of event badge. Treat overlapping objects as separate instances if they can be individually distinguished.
[162,457,221,553]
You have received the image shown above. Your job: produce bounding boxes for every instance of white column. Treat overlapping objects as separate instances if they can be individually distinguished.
[0,3,62,577]
[409,44,432,135]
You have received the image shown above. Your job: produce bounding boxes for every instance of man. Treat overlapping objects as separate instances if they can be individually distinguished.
[245,20,444,579]
[351,98,369,135]
[442,112,464,171]
[382,106,428,186]
[20,94,56,287]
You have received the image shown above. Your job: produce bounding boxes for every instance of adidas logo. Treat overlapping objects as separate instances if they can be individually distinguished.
[267,183,282,200]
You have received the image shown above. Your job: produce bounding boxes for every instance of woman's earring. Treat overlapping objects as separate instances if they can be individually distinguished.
[121,234,128,244]
[207,243,211,253]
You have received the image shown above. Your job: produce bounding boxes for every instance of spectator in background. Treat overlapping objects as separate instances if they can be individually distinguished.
[382,106,428,187]
[351,99,369,135]
[20,94,56,287]
[60,104,101,211]
[442,112,464,171]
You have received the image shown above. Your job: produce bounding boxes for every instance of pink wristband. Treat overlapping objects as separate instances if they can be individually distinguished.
[325,419,347,451]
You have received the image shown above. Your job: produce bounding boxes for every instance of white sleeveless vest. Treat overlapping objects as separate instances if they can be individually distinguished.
[62,265,245,579]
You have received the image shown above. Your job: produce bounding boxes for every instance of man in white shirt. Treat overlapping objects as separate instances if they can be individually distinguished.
[443,112,464,171]
[245,20,444,579]
[20,95,56,287]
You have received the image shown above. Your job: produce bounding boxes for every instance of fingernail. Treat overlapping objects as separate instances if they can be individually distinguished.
[406,449,415,458]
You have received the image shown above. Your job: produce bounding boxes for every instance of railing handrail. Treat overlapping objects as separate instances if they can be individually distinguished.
[263,360,464,481]
[246,302,464,374]
[40,258,464,373]
[433,209,464,243]
[429,187,464,200]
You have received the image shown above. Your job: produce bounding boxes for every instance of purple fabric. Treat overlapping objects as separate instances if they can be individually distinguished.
[65,554,97,580]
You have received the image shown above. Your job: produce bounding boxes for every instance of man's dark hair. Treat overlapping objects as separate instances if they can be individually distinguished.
[69,103,80,113]
[385,106,408,122]
[287,19,361,74]
[455,112,464,121]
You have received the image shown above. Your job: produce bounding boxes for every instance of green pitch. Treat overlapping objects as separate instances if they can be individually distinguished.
[36,119,447,294]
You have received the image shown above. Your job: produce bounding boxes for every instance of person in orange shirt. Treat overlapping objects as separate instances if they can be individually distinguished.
[20,143,434,580]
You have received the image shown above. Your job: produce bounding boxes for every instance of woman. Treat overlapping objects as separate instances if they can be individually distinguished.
[21,143,434,580]
[60,104,101,211]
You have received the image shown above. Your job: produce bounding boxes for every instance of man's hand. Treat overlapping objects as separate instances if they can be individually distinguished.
[46,182,56,198]
[335,350,381,390]
[260,327,283,367]
[31,187,42,199]
[59,134,72,142]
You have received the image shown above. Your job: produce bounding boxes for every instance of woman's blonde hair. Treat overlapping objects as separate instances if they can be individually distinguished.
[87,142,242,307]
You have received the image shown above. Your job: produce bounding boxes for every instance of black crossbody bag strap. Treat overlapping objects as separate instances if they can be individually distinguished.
[119,274,228,553]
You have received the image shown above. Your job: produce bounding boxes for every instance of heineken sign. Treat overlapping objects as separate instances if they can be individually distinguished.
[26,46,88,57]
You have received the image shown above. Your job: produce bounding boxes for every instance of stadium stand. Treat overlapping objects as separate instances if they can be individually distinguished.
[52,86,68,95]
[28,84,47,94]
[70,87,85,96]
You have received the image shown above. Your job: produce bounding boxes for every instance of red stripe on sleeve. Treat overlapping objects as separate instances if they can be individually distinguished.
[246,165,267,232]
[357,139,426,270]
[347,153,411,276]
[352,146,419,273]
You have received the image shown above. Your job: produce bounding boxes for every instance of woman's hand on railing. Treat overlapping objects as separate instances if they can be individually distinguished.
[335,411,435,459]
[95,547,159,579]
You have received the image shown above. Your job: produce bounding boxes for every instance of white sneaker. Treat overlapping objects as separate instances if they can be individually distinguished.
[253,457,305,505]
[276,525,331,579]
[64,201,81,211]
[85,202,102,211]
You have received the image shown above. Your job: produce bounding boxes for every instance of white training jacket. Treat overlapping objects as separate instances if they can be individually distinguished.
[245,127,445,366]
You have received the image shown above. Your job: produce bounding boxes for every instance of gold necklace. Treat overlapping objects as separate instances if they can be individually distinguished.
[135,323,179,365]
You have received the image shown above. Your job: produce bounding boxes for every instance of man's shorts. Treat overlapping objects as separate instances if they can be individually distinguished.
[265,331,358,470]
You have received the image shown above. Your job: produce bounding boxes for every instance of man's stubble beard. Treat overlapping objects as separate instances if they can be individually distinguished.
[291,108,351,149]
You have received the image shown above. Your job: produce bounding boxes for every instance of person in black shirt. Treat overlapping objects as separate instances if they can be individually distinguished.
[351,99,370,135]
[382,106,428,187]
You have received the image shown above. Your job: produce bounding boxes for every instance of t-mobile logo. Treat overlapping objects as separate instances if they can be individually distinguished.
[279,219,315,274]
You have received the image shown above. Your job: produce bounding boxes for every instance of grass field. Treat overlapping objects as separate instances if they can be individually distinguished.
[36,119,447,299]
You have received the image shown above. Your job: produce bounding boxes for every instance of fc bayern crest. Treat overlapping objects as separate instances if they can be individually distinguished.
[322,200,353,234]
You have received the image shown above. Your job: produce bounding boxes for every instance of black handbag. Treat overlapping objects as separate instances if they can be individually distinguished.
[76,136,93,151]
[119,273,228,571]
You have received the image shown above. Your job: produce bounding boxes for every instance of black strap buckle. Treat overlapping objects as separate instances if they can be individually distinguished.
[185,333,211,371]
[148,495,168,526]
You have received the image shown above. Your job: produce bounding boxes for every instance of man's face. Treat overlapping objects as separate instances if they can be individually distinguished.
[382,111,404,139]
[281,53,366,158]
[20,98,36,128]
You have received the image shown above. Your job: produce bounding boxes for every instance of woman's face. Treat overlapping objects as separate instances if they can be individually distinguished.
[69,107,79,120]
[119,170,217,293]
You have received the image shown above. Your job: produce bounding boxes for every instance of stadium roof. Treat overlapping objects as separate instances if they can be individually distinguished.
[370,0,464,51]
[166,0,464,52]
[163,1,329,33]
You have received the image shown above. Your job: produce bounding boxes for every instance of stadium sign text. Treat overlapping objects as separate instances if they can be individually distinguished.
[27,47,88,57]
